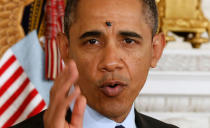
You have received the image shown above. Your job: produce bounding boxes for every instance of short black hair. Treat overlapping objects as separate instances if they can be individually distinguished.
[64,0,158,38]
[142,0,159,36]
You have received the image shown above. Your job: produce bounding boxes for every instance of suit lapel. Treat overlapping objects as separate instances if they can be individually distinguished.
[135,109,142,128]
[135,109,151,128]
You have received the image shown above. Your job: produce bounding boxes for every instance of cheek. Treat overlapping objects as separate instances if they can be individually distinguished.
[125,50,152,88]
[72,50,99,83]
[73,55,97,96]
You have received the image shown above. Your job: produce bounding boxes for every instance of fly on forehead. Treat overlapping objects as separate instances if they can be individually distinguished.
[105,21,112,27]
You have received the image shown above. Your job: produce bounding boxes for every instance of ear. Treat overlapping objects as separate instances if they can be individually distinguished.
[56,32,70,64]
[151,33,166,68]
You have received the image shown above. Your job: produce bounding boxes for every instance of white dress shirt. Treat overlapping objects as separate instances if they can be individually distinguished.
[71,103,136,128]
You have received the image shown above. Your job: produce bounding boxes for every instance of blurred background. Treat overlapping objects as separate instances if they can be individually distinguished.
[135,0,210,128]
[0,0,210,128]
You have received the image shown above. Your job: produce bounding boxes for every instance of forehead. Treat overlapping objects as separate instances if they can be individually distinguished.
[78,0,141,15]
[76,0,143,21]
[70,0,151,38]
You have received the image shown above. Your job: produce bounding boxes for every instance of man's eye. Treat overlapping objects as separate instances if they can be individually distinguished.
[87,39,99,44]
[124,38,135,44]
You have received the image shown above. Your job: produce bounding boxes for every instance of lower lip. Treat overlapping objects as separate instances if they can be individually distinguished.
[100,85,124,97]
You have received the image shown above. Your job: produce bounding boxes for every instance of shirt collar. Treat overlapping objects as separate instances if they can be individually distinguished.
[82,104,136,128]
[69,87,136,128]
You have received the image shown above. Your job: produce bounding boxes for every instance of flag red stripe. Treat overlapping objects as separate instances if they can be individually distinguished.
[45,41,49,79]
[27,100,46,118]
[0,78,30,116]
[2,89,38,128]
[0,67,23,97]
[46,23,57,27]
[50,41,54,79]
[0,55,16,76]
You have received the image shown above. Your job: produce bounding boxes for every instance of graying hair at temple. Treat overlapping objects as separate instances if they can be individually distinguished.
[64,0,159,39]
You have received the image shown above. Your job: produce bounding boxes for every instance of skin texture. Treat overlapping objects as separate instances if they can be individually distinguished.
[44,0,165,127]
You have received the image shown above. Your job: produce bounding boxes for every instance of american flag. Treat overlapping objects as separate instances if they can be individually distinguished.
[0,49,46,127]
[45,0,65,80]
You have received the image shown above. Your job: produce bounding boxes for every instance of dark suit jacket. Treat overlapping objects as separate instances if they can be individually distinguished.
[11,109,178,128]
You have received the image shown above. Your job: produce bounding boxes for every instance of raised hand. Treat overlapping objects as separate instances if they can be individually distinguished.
[44,60,86,128]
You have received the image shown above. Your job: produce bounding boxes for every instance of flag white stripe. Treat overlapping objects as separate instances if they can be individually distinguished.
[0,61,20,88]
[0,73,27,106]
[0,49,13,68]
[52,39,57,79]
[13,92,43,125]
[0,82,34,126]
[48,41,52,78]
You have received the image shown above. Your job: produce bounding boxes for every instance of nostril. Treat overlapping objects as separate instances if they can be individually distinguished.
[100,67,115,72]
[99,62,123,72]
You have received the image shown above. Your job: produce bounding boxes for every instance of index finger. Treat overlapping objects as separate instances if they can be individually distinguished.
[53,60,79,94]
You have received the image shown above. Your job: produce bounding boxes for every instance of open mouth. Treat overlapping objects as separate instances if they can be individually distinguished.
[108,84,119,88]
[100,81,127,97]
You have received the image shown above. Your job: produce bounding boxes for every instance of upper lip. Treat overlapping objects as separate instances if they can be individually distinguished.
[100,80,127,88]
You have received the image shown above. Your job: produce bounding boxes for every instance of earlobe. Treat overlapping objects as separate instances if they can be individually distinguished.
[151,33,166,68]
[56,32,70,64]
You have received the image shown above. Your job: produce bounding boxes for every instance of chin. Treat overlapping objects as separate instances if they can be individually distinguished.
[94,97,133,121]
[102,107,127,120]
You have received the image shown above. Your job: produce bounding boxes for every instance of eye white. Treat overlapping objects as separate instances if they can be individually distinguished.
[124,38,135,44]
[88,39,99,44]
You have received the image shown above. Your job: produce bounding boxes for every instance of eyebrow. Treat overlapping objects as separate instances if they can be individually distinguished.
[80,31,102,39]
[119,31,143,39]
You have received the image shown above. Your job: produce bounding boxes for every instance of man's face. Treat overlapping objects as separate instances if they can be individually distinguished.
[61,0,163,122]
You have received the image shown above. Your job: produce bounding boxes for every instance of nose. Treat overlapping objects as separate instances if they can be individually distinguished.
[98,43,124,72]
